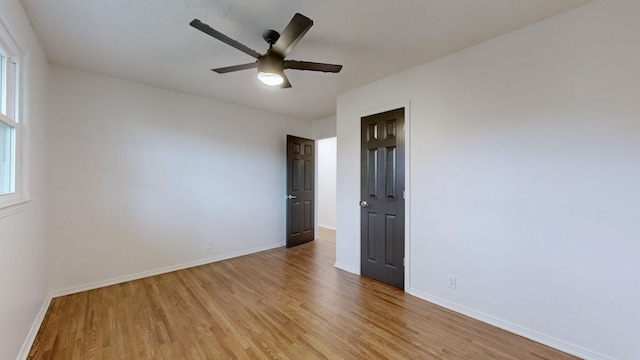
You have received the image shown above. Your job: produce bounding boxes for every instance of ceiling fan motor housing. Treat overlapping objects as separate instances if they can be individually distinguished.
[258,55,284,75]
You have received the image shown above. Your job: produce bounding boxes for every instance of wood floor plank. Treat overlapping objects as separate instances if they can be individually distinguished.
[28,228,579,359]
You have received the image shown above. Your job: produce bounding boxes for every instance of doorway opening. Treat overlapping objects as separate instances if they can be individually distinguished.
[317,137,337,234]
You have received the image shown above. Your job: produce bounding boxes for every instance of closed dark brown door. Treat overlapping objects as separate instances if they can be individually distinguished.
[286,135,315,248]
[360,108,405,289]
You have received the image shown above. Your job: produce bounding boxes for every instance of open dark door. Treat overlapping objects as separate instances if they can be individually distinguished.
[286,135,315,248]
[360,108,405,289]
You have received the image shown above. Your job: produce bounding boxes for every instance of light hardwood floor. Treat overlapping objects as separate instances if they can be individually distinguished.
[29,228,578,359]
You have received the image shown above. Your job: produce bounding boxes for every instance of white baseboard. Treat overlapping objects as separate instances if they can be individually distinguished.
[408,288,616,360]
[17,295,52,360]
[334,262,359,275]
[318,224,336,231]
[50,242,284,298]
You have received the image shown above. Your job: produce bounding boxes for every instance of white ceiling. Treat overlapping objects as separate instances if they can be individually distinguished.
[19,0,591,120]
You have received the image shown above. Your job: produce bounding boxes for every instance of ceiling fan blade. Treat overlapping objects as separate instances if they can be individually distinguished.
[190,19,262,59]
[212,62,258,74]
[271,13,313,59]
[280,73,292,88]
[284,60,343,73]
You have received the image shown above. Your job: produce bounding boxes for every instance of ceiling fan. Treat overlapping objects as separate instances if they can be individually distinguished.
[190,13,342,88]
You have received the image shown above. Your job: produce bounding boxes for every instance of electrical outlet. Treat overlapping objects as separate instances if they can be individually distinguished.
[208,241,214,249]
[447,275,457,289]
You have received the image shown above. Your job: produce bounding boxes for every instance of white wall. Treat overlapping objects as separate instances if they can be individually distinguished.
[0,1,50,359]
[317,137,336,229]
[48,65,311,292]
[336,1,639,359]
[311,114,336,140]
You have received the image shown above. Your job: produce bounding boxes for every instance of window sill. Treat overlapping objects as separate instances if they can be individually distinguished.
[0,198,33,219]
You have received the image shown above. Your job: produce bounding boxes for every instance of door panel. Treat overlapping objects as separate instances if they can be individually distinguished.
[287,135,315,248]
[367,213,377,261]
[361,108,405,289]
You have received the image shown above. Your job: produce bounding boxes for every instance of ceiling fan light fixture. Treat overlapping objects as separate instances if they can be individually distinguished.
[257,55,285,86]
[257,71,284,86]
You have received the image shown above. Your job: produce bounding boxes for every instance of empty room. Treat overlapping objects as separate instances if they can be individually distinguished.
[1,0,638,359]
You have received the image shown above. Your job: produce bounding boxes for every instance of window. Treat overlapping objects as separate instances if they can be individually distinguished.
[0,20,23,206]
[0,116,15,194]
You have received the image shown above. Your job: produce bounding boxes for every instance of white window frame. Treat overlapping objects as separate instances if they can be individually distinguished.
[0,17,28,214]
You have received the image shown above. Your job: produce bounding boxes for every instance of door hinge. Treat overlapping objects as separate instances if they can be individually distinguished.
[403,191,405,199]
[403,258,405,266]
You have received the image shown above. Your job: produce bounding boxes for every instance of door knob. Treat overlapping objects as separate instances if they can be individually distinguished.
[287,195,297,200]
[359,200,371,208]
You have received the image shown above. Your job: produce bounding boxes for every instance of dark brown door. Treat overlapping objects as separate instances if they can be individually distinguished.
[360,108,405,289]
[286,135,315,248]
